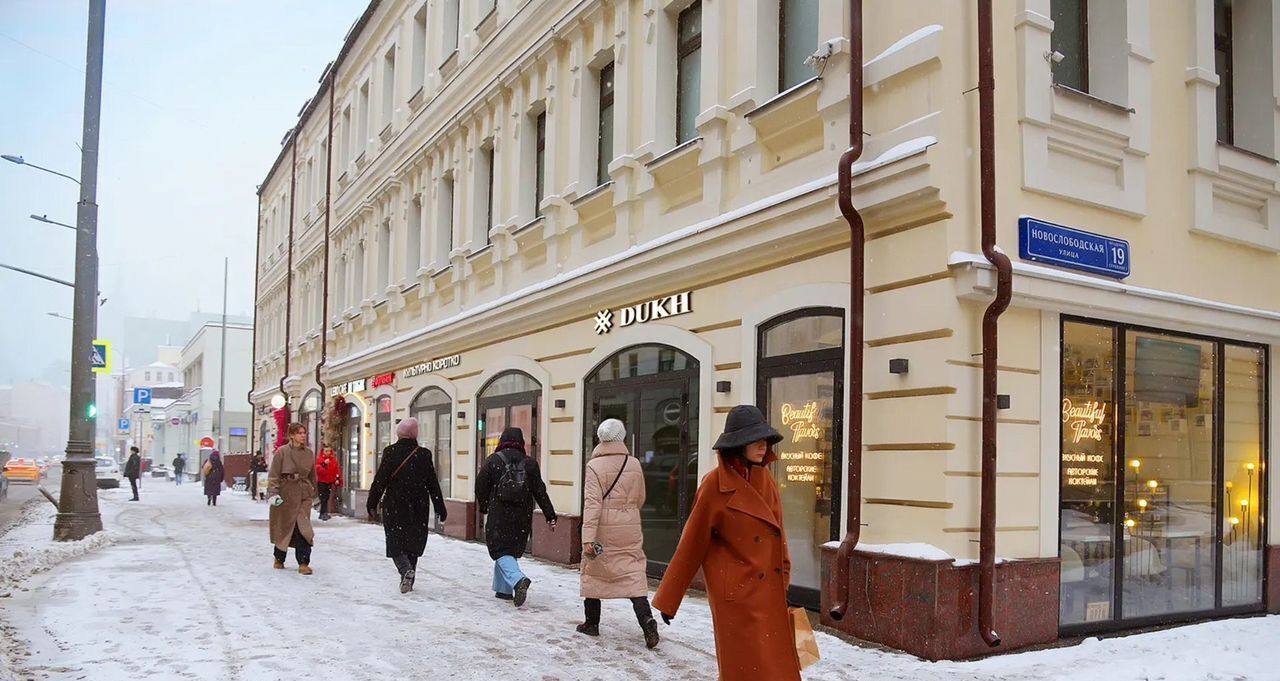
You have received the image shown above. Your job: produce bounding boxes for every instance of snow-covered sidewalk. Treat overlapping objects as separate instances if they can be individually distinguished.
[0,484,1275,680]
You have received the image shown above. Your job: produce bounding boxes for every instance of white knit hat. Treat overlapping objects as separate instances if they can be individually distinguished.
[597,418,626,443]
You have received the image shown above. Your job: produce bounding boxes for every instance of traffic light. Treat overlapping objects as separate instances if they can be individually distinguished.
[87,402,97,420]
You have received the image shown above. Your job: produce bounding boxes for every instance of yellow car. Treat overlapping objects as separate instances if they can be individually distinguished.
[3,458,41,483]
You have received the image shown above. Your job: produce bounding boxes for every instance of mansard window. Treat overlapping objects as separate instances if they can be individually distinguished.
[676,1,703,145]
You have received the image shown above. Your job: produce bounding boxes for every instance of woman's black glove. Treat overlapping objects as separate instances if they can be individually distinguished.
[437,511,448,523]
[660,612,674,625]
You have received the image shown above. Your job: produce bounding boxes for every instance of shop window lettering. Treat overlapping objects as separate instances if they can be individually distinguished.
[1061,398,1107,443]
[780,401,822,442]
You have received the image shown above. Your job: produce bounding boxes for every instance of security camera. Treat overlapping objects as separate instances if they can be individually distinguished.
[1044,50,1066,64]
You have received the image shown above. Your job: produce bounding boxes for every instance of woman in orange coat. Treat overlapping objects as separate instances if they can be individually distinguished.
[652,405,800,681]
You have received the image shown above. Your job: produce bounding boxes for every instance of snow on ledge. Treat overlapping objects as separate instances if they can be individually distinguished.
[853,136,937,175]
[821,540,1016,565]
[864,25,944,70]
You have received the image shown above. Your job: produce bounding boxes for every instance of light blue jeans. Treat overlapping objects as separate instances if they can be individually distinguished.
[492,555,527,595]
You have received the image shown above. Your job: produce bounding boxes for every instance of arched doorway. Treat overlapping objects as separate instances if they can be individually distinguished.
[411,387,453,531]
[756,307,845,609]
[342,399,364,508]
[583,344,699,574]
[475,371,542,538]
[300,390,322,452]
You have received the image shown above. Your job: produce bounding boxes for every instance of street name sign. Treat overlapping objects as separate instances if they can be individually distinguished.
[1018,217,1130,279]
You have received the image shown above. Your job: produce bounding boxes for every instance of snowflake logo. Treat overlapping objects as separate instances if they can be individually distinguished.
[594,309,614,334]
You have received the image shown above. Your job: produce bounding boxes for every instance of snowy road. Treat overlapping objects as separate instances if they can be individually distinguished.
[0,484,1276,681]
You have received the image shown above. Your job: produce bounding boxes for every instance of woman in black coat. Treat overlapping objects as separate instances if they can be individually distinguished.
[202,451,225,506]
[367,418,447,594]
[475,426,556,606]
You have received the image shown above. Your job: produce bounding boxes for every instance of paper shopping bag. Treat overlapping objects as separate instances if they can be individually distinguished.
[790,607,821,670]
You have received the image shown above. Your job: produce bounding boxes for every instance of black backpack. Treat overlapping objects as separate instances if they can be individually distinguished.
[494,451,529,503]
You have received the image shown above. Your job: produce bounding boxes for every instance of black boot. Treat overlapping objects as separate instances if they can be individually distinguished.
[399,569,415,594]
[576,621,599,637]
[641,617,660,649]
[495,592,513,600]
[512,577,532,607]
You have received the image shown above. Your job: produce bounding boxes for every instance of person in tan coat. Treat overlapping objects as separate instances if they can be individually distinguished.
[577,419,659,648]
[268,423,317,575]
[652,405,801,681]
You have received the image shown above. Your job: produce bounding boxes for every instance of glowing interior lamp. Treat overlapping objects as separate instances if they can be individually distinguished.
[1240,498,1249,508]
[1124,518,1136,528]
[1226,481,1234,490]
[1230,516,1241,526]
[1137,499,1148,509]
[1130,459,1142,470]
[1147,480,1159,490]
[1246,462,1256,471]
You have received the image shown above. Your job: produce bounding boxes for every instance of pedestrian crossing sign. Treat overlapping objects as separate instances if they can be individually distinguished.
[91,339,110,374]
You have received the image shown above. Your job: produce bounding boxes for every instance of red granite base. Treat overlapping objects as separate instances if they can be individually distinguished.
[820,545,1060,660]
[443,499,477,541]
[1266,545,1280,614]
[533,510,581,565]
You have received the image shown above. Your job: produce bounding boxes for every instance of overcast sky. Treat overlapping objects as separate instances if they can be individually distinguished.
[0,0,366,384]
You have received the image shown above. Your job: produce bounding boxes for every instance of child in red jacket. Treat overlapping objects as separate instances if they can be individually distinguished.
[314,448,343,520]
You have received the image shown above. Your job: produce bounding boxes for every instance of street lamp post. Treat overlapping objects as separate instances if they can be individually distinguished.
[1,155,82,186]
[31,214,76,230]
[52,0,107,541]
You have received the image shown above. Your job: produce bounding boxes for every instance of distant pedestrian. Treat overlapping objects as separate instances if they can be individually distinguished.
[366,418,447,594]
[202,451,225,506]
[268,423,317,575]
[172,454,185,485]
[249,450,267,499]
[124,446,142,501]
[652,405,800,681]
[314,448,342,520]
[475,426,556,607]
[577,419,658,648]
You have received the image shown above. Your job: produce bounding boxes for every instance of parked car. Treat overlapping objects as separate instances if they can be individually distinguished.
[150,464,169,478]
[94,457,121,489]
[3,458,41,483]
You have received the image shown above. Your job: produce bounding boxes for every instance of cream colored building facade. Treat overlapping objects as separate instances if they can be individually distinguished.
[252,0,1280,654]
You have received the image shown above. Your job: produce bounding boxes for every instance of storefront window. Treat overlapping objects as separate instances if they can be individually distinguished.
[411,387,453,500]
[344,401,363,490]
[1060,319,1268,630]
[758,308,844,609]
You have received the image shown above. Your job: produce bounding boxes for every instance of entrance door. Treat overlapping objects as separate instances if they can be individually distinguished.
[584,345,699,575]
[411,388,453,532]
[343,402,363,512]
[756,308,845,610]
[475,372,542,540]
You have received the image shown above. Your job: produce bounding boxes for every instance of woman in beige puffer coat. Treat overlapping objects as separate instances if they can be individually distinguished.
[577,419,659,648]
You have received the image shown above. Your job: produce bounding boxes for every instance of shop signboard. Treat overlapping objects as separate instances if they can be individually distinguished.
[1018,217,1130,279]
[328,378,368,397]
[402,354,462,378]
[594,291,693,334]
[371,372,395,388]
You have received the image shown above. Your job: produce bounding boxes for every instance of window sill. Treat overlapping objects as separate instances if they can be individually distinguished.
[337,170,349,188]
[1217,141,1278,166]
[466,243,494,261]
[400,280,421,295]
[571,180,613,207]
[407,86,426,112]
[475,8,498,40]
[439,50,460,79]
[513,215,544,236]
[430,264,453,279]
[378,122,395,144]
[645,137,703,170]
[1052,84,1134,115]
[745,77,820,120]
[355,151,369,171]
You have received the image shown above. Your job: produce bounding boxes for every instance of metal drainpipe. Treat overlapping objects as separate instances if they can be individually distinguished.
[314,66,335,439]
[829,0,865,623]
[977,0,1010,648]
[279,128,298,408]
[248,192,262,450]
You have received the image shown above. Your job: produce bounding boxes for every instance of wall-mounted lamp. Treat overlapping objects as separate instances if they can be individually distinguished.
[554,399,566,409]
[716,381,731,393]
[996,394,1011,410]
[888,358,909,374]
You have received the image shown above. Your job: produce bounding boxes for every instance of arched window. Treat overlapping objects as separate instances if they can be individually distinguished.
[756,307,845,610]
[410,387,453,502]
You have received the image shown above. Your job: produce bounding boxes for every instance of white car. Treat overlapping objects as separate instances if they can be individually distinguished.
[94,457,122,489]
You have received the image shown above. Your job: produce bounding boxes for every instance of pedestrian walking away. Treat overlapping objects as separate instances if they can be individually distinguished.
[124,446,142,501]
[366,418,447,594]
[314,448,342,520]
[578,419,658,648]
[269,423,317,574]
[172,454,186,486]
[249,450,267,499]
[652,405,801,681]
[475,426,556,607]
[202,451,225,506]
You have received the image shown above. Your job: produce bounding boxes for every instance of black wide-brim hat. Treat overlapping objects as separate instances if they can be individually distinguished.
[713,405,783,450]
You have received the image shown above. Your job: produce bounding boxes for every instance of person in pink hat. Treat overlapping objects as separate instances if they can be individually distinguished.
[367,417,447,593]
